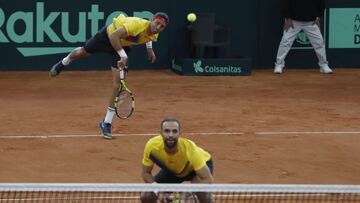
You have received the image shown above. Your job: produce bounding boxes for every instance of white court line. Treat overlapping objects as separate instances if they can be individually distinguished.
[1,131,359,139]
[0,132,244,139]
[256,131,360,135]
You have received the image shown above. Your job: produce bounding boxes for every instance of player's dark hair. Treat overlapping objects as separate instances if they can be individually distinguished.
[161,117,180,132]
[154,12,169,24]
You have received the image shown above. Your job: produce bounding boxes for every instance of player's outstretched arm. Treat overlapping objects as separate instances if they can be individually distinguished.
[109,26,128,52]
[193,165,213,184]
[140,164,158,203]
[109,26,128,69]
[193,166,214,203]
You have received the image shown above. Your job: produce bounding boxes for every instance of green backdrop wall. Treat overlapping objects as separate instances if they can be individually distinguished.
[0,0,359,70]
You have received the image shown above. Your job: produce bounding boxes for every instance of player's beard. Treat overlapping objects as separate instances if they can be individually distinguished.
[148,24,156,35]
[164,138,178,149]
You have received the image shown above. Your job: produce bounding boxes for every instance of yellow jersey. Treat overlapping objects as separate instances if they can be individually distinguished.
[107,14,159,47]
[142,135,211,177]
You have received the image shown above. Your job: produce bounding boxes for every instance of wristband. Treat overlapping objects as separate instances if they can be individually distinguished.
[146,41,153,49]
[117,49,128,58]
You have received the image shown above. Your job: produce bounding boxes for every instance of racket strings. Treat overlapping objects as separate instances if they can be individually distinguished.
[115,90,134,118]
[165,192,197,203]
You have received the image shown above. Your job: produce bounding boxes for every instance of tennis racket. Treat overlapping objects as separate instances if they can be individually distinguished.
[114,69,135,119]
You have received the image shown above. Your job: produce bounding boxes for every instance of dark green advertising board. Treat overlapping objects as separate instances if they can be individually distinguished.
[1,0,360,70]
[172,58,252,76]
[329,8,360,48]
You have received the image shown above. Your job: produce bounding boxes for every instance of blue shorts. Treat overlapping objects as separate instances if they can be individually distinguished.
[154,159,214,183]
[84,26,131,68]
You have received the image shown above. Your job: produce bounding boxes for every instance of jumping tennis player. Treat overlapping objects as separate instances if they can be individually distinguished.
[49,12,169,139]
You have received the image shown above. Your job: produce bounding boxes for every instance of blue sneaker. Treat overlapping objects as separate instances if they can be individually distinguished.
[49,61,65,77]
[99,121,112,140]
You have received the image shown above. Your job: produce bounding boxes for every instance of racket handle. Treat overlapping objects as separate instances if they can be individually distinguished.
[119,69,125,80]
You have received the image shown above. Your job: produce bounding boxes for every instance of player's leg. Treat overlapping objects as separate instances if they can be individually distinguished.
[49,47,92,77]
[50,26,110,77]
[109,65,122,109]
[99,47,131,139]
[99,60,119,140]
[140,191,158,203]
[274,20,302,73]
[303,23,332,73]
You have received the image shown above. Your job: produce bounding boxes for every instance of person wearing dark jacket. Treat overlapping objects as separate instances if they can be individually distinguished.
[274,0,332,74]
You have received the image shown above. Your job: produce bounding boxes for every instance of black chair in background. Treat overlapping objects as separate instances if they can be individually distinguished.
[187,13,231,58]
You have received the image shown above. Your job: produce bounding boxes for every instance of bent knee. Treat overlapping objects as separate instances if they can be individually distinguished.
[140,192,157,203]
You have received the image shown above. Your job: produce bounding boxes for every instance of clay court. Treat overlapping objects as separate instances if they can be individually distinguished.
[0,69,359,184]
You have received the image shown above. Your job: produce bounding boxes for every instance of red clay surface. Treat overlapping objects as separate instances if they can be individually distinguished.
[0,69,359,183]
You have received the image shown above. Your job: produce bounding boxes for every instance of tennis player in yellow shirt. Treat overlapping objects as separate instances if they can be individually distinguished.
[49,12,169,139]
[140,117,214,203]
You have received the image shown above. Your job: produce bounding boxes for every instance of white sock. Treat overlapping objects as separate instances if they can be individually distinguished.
[62,56,72,66]
[104,107,115,124]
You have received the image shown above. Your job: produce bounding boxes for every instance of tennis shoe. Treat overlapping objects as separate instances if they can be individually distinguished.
[99,121,112,140]
[49,61,65,77]
[320,65,333,74]
[274,65,284,74]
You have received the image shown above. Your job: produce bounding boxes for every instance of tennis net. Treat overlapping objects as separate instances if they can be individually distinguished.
[0,183,360,202]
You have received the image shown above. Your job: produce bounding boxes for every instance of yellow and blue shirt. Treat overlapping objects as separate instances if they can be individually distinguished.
[142,135,211,177]
[107,14,159,47]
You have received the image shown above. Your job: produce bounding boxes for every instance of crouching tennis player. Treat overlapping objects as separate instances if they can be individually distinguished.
[140,117,214,203]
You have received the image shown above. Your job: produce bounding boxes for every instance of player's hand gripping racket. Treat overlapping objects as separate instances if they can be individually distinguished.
[114,68,135,119]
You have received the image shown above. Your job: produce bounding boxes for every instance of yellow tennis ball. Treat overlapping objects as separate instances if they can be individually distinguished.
[187,13,196,22]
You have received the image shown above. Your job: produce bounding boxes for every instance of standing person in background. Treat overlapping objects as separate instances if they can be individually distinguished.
[140,117,214,203]
[274,0,332,74]
[49,12,169,139]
